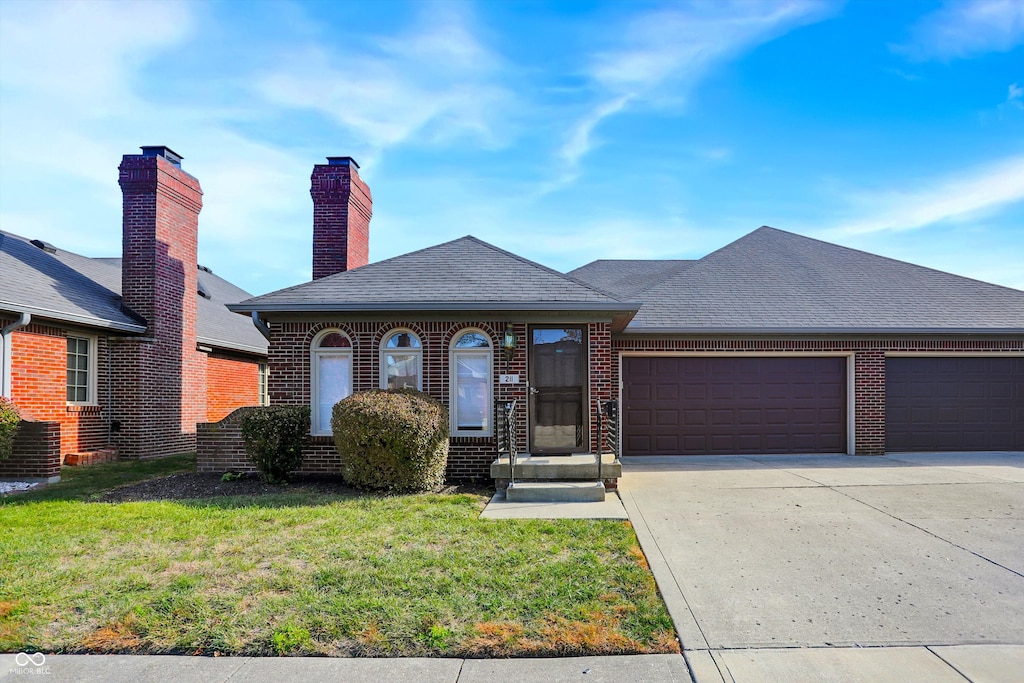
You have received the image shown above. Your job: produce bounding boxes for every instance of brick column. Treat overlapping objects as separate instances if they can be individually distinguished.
[854,350,886,454]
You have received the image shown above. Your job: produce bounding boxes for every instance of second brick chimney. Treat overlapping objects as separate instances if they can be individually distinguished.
[311,157,372,279]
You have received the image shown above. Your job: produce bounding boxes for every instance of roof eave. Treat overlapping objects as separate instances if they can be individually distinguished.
[230,301,641,314]
[197,336,269,357]
[620,326,1024,335]
[0,301,147,334]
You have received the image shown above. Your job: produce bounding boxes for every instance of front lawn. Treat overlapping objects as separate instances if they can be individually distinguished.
[0,459,676,657]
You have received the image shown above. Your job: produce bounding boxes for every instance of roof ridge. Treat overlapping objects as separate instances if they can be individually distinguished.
[758,226,1024,294]
[466,236,629,302]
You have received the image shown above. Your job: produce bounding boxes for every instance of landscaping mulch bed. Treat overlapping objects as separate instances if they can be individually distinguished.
[99,471,490,503]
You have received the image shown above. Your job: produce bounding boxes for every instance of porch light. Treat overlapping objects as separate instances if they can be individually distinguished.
[502,325,517,359]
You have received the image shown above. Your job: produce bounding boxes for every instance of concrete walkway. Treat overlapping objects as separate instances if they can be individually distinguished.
[0,653,691,682]
[620,452,1024,682]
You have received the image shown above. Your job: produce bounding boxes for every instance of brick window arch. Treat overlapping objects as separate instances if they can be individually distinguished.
[380,329,422,390]
[311,329,352,436]
[450,329,493,436]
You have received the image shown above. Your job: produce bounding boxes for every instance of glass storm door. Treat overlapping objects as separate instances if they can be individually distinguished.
[528,326,587,454]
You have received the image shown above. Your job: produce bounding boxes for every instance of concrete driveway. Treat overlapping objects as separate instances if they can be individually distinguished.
[619,452,1024,682]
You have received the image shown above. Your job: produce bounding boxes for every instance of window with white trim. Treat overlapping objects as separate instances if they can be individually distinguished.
[450,330,492,436]
[258,363,269,406]
[311,330,352,436]
[381,330,422,390]
[67,335,96,404]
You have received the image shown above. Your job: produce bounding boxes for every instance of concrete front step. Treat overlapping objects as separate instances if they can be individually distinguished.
[490,453,621,480]
[505,481,606,503]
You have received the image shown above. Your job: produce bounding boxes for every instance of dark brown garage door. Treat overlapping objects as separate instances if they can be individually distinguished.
[886,357,1024,452]
[623,356,847,456]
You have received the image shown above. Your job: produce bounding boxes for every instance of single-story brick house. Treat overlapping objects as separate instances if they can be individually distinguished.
[0,146,268,479]
[218,157,1023,484]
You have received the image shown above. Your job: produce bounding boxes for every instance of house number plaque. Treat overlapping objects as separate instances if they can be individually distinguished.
[499,374,520,384]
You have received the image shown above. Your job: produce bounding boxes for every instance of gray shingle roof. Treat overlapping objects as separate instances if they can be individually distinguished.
[620,226,1024,333]
[568,260,695,297]
[0,231,267,355]
[234,236,635,313]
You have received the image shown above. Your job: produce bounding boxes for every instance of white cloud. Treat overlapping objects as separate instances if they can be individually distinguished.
[254,6,512,153]
[820,155,1024,237]
[896,0,1024,61]
[0,0,193,110]
[1008,82,1024,108]
[561,0,832,172]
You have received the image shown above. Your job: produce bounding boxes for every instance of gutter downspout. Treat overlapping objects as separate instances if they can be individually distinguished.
[1,312,31,397]
[251,311,271,341]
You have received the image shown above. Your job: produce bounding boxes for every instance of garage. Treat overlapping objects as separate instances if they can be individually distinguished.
[886,356,1024,452]
[622,356,847,456]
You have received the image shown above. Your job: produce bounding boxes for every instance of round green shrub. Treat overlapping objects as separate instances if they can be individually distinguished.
[0,397,20,461]
[332,389,449,492]
[240,406,310,484]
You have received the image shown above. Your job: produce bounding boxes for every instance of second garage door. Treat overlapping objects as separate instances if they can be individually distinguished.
[622,356,847,456]
[886,356,1024,452]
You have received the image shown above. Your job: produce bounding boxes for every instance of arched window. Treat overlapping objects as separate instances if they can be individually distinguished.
[450,329,492,436]
[311,329,352,436]
[381,329,422,390]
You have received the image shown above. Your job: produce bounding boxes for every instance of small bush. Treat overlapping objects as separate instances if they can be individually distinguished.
[0,397,20,461]
[240,406,310,485]
[332,389,449,492]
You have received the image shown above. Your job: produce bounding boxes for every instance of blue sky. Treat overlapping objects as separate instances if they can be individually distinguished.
[1,0,1022,295]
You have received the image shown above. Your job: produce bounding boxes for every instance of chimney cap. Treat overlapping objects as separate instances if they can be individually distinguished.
[326,156,359,168]
[140,146,184,166]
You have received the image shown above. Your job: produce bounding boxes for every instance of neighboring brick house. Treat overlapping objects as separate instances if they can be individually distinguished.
[218,156,1023,483]
[0,146,268,478]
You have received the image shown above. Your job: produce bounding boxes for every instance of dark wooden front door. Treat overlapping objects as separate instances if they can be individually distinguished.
[886,357,1024,451]
[622,356,847,456]
[528,326,587,453]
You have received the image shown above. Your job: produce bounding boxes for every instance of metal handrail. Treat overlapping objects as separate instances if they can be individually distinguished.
[496,399,518,486]
[598,400,619,482]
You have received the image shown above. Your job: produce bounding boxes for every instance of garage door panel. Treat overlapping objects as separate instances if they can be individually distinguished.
[655,384,679,401]
[627,410,651,427]
[736,409,761,425]
[684,385,706,400]
[623,356,846,456]
[886,357,1024,452]
[683,409,707,425]
[655,410,678,426]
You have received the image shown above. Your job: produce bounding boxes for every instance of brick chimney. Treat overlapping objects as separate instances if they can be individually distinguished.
[311,156,372,279]
[115,146,205,458]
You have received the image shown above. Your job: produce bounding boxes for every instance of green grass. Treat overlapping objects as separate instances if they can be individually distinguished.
[6,453,195,504]
[0,458,676,657]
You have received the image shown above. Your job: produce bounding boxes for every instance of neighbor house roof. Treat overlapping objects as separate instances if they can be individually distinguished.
[232,236,639,317]
[567,259,695,297]
[575,227,1024,334]
[0,231,268,355]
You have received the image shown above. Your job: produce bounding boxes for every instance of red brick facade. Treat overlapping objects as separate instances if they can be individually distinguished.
[612,337,1024,455]
[198,319,616,480]
[311,158,372,280]
[207,352,261,422]
[5,322,110,460]
[1,148,266,472]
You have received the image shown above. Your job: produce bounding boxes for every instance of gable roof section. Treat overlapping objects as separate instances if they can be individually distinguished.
[0,231,144,333]
[0,231,268,355]
[568,259,695,297]
[233,236,638,314]
[624,227,1024,334]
